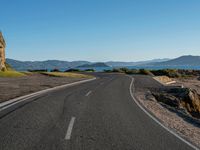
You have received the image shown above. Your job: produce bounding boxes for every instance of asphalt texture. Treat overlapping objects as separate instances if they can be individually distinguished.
[0,73,195,150]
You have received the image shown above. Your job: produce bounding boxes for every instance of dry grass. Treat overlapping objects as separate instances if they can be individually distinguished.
[0,71,25,77]
[41,72,93,78]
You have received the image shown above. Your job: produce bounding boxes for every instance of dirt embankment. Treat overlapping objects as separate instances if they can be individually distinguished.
[0,73,89,103]
[152,87,200,118]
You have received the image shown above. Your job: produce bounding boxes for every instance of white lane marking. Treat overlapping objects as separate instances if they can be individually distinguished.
[100,82,104,85]
[85,91,92,96]
[0,78,96,110]
[65,117,76,140]
[128,76,199,150]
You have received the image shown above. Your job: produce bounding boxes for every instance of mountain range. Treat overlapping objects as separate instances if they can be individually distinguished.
[149,55,200,66]
[77,63,109,68]
[6,59,90,71]
[6,55,200,71]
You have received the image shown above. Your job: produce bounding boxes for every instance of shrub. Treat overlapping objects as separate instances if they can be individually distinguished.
[50,68,61,72]
[65,68,81,72]
[112,68,124,73]
[104,69,112,73]
[28,69,48,72]
[119,67,129,73]
[138,69,154,76]
[125,69,138,74]
[151,69,181,78]
[84,69,95,72]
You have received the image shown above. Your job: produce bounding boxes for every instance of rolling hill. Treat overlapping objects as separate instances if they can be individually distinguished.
[150,55,200,66]
[77,63,109,68]
[6,59,90,71]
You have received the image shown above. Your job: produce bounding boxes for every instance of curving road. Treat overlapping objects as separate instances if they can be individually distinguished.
[0,73,196,150]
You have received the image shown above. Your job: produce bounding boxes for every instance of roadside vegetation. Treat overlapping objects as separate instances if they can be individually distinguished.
[0,64,94,78]
[104,68,200,78]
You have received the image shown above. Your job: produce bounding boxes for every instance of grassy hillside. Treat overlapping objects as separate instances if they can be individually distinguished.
[0,71,25,77]
[0,63,26,77]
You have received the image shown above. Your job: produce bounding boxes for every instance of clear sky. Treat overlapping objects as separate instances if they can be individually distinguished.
[1,0,200,62]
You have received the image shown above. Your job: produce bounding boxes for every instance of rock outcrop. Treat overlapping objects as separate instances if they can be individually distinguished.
[0,32,6,71]
[152,88,200,118]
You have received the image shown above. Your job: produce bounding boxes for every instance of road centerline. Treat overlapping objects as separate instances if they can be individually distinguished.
[65,117,76,140]
[85,91,92,96]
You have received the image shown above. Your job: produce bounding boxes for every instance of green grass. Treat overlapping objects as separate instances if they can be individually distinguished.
[0,71,26,77]
[41,72,93,78]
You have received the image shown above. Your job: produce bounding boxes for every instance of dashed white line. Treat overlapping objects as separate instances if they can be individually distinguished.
[100,82,104,85]
[65,117,76,140]
[85,91,92,96]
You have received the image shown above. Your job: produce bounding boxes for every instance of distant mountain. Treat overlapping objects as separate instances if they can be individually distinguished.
[106,58,170,67]
[10,56,197,71]
[6,58,90,71]
[150,55,200,66]
[77,62,109,68]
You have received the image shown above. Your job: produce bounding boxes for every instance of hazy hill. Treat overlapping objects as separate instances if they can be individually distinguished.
[7,58,170,71]
[77,63,109,68]
[106,58,170,67]
[151,55,200,66]
[6,59,90,71]
[7,56,199,71]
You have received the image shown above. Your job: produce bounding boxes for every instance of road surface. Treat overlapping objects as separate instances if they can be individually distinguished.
[0,73,196,150]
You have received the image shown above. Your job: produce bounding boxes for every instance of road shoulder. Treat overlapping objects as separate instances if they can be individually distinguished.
[130,75,200,149]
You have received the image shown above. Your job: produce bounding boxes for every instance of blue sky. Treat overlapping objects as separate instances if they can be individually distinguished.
[1,0,200,61]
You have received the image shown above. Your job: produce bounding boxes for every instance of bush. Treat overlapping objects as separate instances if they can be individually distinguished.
[28,69,48,72]
[125,69,138,74]
[112,68,124,73]
[84,69,95,72]
[65,68,81,72]
[104,69,112,73]
[138,69,154,76]
[119,67,129,73]
[151,69,181,78]
[50,68,61,72]
[103,68,139,74]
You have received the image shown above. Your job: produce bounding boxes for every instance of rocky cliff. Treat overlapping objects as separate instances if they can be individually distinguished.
[0,32,6,71]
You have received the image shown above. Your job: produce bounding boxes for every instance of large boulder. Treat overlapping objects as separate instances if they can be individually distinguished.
[152,93,180,107]
[0,32,7,71]
[152,87,200,118]
[180,88,200,114]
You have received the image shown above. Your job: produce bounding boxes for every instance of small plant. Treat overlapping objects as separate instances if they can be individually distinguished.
[112,68,124,73]
[139,69,154,76]
[104,69,112,73]
[28,69,48,72]
[84,69,95,72]
[50,68,61,72]
[65,68,81,72]
[151,69,181,78]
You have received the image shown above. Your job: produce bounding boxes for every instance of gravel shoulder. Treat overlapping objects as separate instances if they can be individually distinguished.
[0,73,90,103]
[133,75,200,148]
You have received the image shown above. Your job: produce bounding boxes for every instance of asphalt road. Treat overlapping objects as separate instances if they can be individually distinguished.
[0,73,195,150]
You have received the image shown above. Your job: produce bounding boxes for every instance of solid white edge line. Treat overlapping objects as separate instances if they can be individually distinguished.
[128,76,199,150]
[85,91,92,96]
[0,77,96,110]
[65,117,76,140]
